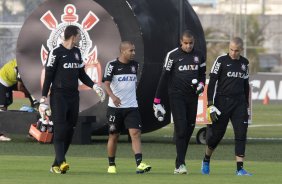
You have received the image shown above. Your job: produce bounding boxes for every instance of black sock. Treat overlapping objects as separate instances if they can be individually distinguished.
[108,157,116,166]
[237,162,243,171]
[135,153,142,166]
[203,154,211,163]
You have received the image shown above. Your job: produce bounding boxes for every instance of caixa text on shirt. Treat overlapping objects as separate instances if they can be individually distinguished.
[63,63,83,68]
[117,76,137,81]
[178,65,199,71]
[227,72,248,79]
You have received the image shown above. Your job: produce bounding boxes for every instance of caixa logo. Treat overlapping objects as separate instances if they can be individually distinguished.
[40,4,102,90]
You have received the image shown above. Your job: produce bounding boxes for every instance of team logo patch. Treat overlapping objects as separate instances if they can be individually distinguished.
[194,56,199,63]
[131,66,136,73]
[241,64,246,71]
[74,52,80,61]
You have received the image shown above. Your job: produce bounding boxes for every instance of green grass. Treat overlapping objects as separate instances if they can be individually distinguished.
[0,156,281,184]
[1,99,281,183]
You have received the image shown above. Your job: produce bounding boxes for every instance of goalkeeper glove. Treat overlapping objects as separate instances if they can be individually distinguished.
[207,105,221,123]
[196,82,204,95]
[153,103,166,122]
[39,97,51,121]
[93,84,106,102]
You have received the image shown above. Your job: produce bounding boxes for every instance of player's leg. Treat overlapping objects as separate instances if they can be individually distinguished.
[169,93,189,174]
[202,96,232,174]
[124,108,151,174]
[50,93,68,174]
[230,101,252,176]
[0,83,8,111]
[106,107,121,174]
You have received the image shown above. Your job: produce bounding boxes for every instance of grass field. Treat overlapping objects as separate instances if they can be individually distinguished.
[0,99,281,183]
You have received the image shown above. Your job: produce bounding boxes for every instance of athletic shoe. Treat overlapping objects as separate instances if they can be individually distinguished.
[201,161,210,175]
[0,135,11,141]
[136,162,151,174]
[50,166,61,174]
[174,164,187,174]
[236,169,253,176]
[59,162,69,173]
[107,165,117,174]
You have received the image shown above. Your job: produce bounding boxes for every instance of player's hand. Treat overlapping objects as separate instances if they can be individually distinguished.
[207,105,221,123]
[196,82,204,95]
[93,84,106,102]
[112,95,121,107]
[39,97,51,120]
[153,103,166,122]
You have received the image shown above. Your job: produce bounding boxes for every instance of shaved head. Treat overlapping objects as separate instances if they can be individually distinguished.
[119,41,134,53]
[230,37,244,49]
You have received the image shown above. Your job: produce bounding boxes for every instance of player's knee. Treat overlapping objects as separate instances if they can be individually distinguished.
[129,129,141,139]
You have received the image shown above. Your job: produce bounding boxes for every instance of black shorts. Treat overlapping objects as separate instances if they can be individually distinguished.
[106,107,142,134]
[0,83,16,108]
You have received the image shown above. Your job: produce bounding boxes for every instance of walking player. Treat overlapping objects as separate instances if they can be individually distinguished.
[41,25,105,174]
[153,30,206,174]
[202,37,252,176]
[103,41,151,174]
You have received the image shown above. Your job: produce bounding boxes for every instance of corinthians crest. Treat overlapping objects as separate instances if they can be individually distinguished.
[40,4,102,88]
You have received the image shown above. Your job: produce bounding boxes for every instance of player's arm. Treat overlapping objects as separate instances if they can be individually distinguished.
[102,61,120,107]
[196,54,207,95]
[78,56,105,102]
[244,63,250,107]
[42,49,59,98]
[153,53,173,121]
[154,53,172,103]
[206,56,222,122]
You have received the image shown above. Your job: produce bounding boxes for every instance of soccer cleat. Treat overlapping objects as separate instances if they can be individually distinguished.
[0,134,11,141]
[107,165,117,174]
[136,162,151,174]
[236,169,253,176]
[59,162,69,173]
[50,166,61,174]
[174,164,187,174]
[201,161,210,175]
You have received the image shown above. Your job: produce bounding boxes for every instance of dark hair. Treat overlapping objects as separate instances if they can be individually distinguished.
[64,25,80,40]
[181,30,194,40]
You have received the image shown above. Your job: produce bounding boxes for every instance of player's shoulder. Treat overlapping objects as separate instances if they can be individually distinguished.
[50,45,62,55]
[130,60,139,66]
[216,53,228,63]
[105,59,118,68]
[166,47,179,57]
[240,56,249,64]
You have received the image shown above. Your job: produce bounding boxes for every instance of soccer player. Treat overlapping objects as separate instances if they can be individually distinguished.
[103,41,151,174]
[153,30,206,174]
[41,25,105,174]
[0,59,39,141]
[202,37,252,176]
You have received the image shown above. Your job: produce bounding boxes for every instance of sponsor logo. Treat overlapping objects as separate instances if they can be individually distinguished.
[227,64,232,66]
[212,62,221,74]
[63,63,81,68]
[178,58,184,61]
[227,72,246,78]
[165,59,173,71]
[62,55,67,58]
[118,68,123,71]
[178,65,198,71]
[46,54,56,67]
[117,76,137,81]
[106,64,114,76]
